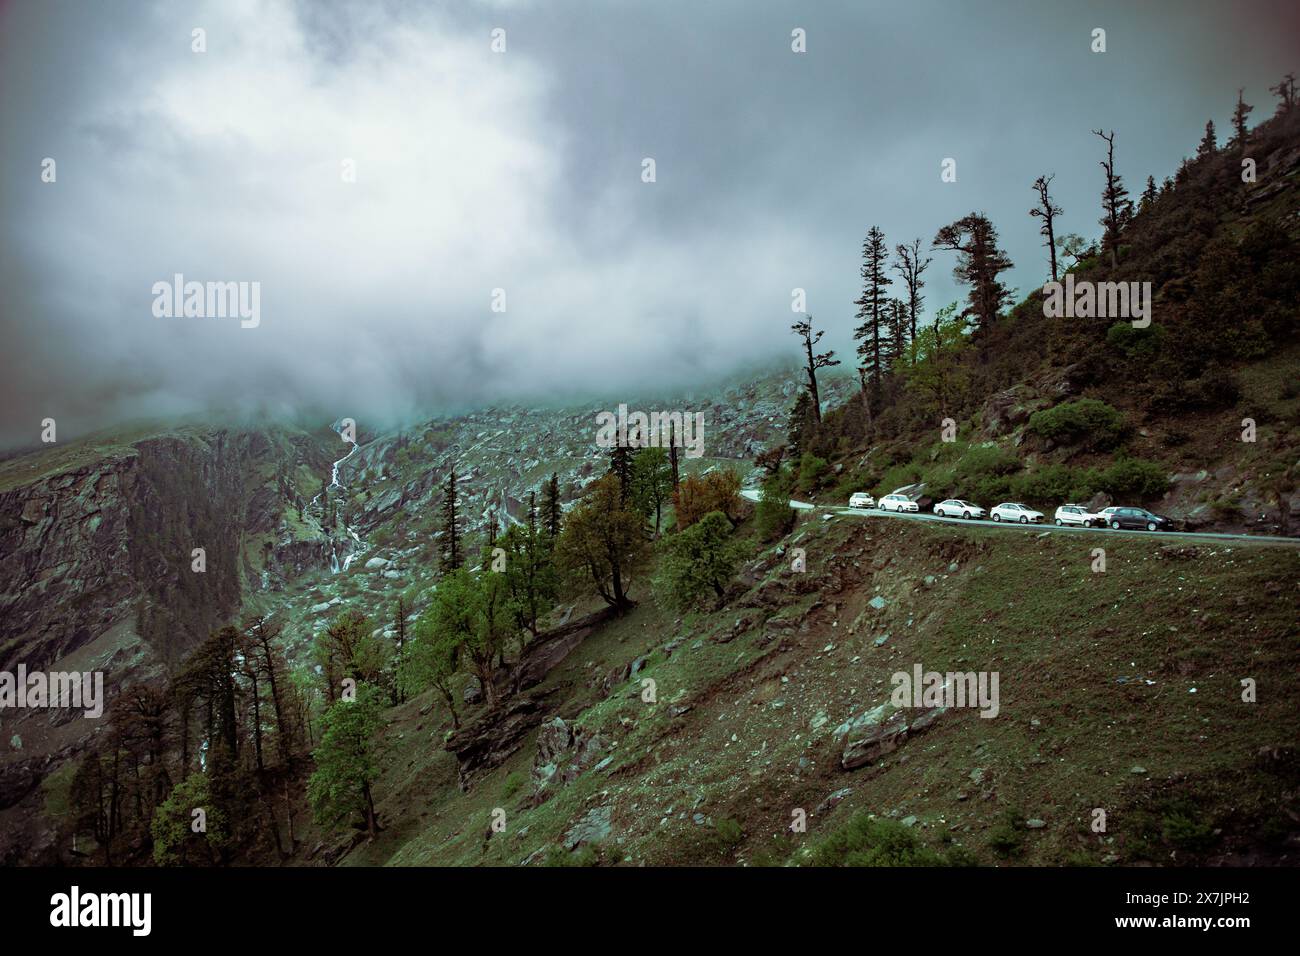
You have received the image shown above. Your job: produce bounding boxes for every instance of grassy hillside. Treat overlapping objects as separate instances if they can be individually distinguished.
[335,514,1298,867]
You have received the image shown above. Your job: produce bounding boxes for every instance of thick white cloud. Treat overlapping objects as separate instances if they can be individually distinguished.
[2,0,1296,445]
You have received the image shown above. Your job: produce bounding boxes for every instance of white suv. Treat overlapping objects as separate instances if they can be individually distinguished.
[990,502,1045,523]
[933,499,986,519]
[1054,504,1101,527]
[848,492,876,509]
[879,493,919,513]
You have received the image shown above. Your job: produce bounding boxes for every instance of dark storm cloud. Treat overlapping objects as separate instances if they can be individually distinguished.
[1,0,1296,446]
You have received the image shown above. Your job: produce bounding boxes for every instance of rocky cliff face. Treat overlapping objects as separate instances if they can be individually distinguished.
[1,429,298,674]
[0,425,330,851]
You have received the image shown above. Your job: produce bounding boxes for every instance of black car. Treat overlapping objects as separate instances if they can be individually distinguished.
[1102,506,1174,531]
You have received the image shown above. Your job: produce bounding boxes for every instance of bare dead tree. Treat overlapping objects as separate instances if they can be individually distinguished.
[1030,174,1064,282]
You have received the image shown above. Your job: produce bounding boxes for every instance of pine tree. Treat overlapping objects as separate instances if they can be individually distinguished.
[439,467,462,574]
[668,420,680,493]
[1197,119,1217,158]
[786,390,814,459]
[1269,72,1296,114]
[852,226,892,394]
[1029,175,1063,281]
[541,472,563,538]
[500,513,558,643]
[892,238,931,352]
[609,443,637,503]
[932,213,1015,334]
[1231,89,1254,148]
[1140,175,1158,211]
[1092,129,1132,268]
[884,299,909,371]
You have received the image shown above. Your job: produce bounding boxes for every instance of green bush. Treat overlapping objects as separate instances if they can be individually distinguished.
[796,453,829,493]
[941,444,1021,503]
[987,810,1026,859]
[543,845,602,867]
[1027,399,1127,450]
[710,818,744,855]
[653,511,748,610]
[956,443,1020,479]
[809,813,950,867]
[755,470,796,540]
[1106,322,1165,360]
[1162,811,1216,852]
[501,772,527,801]
[875,462,923,497]
[1189,364,1240,408]
[1094,457,1169,501]
[1011,464,1080,504]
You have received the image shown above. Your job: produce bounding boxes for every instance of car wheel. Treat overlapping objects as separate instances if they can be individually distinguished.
[1055,518,1062,526]
[1020,516,1028,524]
[1110,520,1121,530]
[962,511,970,519]
[992,513,1001,522]
[1146,521,1157,531]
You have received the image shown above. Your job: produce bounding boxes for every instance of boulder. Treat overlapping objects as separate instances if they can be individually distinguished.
[564,805,612,850]
[463,676,482,704]
[444,692,553,791]
[981,385,1041,436]
[815,787,853,815]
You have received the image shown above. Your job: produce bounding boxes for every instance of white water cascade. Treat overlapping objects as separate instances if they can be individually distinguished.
[312,425,365,574]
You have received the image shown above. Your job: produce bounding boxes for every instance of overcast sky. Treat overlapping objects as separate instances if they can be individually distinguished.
[2,0,1296,447]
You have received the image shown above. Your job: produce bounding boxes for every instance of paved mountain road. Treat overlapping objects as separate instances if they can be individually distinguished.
[738,489,1300,548]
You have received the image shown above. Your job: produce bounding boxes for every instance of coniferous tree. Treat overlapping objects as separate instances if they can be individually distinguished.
[1231,89,1254,148]
[884,298,909,371]
[1140,175,1158,211]
[439,467,462,573]
[240,614,296,769]
[541,472,563,538]
[668,419,680,493]
[790,316,840,423]
[932,213,1015,335]
[1269,72,1296,114]
[608,443,637,503]
[1092,129,1133,267]
[1030,174,1063,281]
[500,513,558,641]
[1197,119,1218,158]
[785,390,814,459]
[852,226,892,397]
[892,238,931,351]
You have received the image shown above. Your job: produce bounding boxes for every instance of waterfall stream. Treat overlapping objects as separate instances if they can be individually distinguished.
[312,426,365,574]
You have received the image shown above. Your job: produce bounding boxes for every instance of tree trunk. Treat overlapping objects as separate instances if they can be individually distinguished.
[362,782,379,838]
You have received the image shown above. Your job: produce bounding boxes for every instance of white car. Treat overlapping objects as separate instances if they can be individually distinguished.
[848,492,876,509]
[1054,504,1102,527]
[990,502,1045,523]
[933,499,986,519]
[878,493,919,513]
